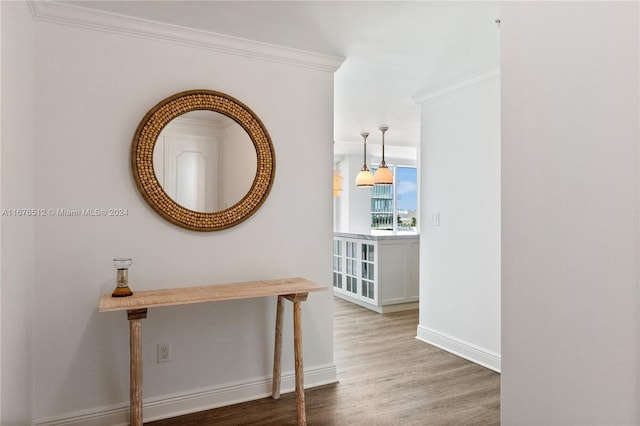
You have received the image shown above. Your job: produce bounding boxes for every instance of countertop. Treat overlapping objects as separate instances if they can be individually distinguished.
[333,231,420,241]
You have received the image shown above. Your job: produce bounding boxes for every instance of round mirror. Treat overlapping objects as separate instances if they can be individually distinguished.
[131,90,275,231]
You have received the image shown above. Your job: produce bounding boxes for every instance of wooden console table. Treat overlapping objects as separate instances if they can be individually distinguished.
[98,277,326,426]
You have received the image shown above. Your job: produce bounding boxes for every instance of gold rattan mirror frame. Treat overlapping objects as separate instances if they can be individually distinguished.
[131,90,275,231]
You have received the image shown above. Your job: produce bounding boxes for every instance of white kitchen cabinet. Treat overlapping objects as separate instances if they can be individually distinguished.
[332,232,419,313]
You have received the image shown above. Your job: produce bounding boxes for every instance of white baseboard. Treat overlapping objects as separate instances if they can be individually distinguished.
[34,364,337,426]
[334,293,418,314]
[416,325,501,373]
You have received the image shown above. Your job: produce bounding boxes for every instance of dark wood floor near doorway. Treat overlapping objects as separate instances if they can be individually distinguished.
[146,298,500,425]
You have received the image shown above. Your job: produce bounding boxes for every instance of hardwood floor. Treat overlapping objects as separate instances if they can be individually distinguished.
[146,298,500,425]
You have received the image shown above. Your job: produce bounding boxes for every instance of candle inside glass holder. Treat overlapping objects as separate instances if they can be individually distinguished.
[112,257,133,297]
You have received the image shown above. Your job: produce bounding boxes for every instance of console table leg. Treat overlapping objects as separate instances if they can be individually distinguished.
[293,300,306,426]
[272,295,285,399]
[127,309,147,426]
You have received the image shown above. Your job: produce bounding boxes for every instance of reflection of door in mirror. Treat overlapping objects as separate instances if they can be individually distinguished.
[166,135,218,212]
[152,111,257,213]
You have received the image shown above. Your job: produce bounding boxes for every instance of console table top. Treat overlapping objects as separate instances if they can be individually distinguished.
[98,277,326,312]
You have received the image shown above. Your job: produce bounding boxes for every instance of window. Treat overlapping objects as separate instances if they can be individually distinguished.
[371,184,393,230]
[371,166,417,231]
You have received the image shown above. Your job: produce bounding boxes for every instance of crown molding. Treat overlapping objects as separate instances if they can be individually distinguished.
[413,69,500,105]
[27,1,345,73]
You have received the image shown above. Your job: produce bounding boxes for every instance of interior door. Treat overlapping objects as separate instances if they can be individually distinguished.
[163,135,220,212]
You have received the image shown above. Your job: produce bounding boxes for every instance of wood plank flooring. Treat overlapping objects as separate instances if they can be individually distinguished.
[146,298,500,425]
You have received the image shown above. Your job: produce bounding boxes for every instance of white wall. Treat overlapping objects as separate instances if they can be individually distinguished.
[501,2,639,424]
[334,154,372,233]
[415,72,501,371]
[1,2,341,423]
[1,2,35,424]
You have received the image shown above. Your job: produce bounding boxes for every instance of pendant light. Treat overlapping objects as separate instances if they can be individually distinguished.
[355,132,374,187]
[373,126,393,185]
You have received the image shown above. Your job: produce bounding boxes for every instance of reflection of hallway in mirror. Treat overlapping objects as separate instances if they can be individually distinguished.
[167,136,218,212]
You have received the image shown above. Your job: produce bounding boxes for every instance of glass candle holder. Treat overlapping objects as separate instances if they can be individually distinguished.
[112,257,133,297]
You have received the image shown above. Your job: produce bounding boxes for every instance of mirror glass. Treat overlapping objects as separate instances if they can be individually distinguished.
[152,111,257,213]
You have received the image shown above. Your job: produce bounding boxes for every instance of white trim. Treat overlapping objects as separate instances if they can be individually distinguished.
[334,292,418,314]
[379,301,419,313]
[0,2,3,421]
[416,325,501,373]
[34,364,337,426]
[413,69,500,105]
[27,1,344,73]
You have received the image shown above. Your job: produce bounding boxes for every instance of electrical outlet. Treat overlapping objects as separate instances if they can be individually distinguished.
[157,342,171,363]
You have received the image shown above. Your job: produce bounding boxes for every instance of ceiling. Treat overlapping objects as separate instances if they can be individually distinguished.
[66,1,500,159]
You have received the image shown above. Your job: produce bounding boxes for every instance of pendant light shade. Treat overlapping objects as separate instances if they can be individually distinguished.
[356,132,374,187]
[373,163,393,185]
[374,126,393,185]
[356,169,375,187]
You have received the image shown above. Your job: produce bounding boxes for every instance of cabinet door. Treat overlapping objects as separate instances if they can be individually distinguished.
[360,242,378,304]
[332,238,344,292]
[344,240,359,297]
